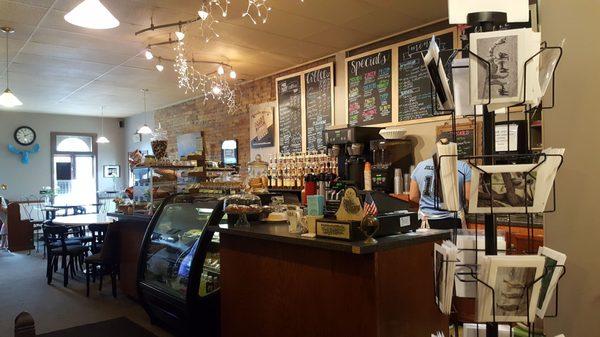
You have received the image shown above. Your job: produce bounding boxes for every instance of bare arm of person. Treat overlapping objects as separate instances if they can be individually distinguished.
[409,180,421,204]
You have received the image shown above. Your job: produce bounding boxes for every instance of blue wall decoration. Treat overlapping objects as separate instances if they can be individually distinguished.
[8,143,40,164]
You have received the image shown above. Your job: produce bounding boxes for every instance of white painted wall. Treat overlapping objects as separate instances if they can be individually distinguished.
[0,110,126,201]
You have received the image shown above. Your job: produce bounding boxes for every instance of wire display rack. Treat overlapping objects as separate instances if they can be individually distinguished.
[413,11,567,337]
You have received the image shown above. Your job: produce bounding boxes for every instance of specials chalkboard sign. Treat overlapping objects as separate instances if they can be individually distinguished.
[436,122,482,158]
[347,49,392,126]
[304,65,333,152]
[398,31,455,122]
[277,75,303,154]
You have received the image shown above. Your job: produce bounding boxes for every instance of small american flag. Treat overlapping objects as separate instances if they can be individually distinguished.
[363,193,378,216]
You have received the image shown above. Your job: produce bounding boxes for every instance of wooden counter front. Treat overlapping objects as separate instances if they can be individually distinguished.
[108,213,152,299]
[214,224,449,337]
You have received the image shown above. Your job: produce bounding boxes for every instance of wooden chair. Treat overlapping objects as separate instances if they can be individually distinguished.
[85,222,119,297]
[14,312,36,337]
[43,225,89,287]
[88,223,107,255]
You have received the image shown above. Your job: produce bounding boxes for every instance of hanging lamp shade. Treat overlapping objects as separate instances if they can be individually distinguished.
[1,27,22,108]
[0,88,22,108]
[96,136,110,144]
[64,0,120,29]
[137,124,152,134]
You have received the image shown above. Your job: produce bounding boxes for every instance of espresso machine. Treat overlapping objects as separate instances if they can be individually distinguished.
[325,126,382,190]
[370,139,415,193]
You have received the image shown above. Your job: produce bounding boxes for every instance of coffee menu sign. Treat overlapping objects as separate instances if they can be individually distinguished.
[398,32,455,121]
[347,49,392,126]
[304,65,333,152]
[277,75,303,154]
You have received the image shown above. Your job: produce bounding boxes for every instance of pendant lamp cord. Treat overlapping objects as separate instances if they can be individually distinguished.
[143,89,148,124]
[101,106,105,135]
[5,30,8,88]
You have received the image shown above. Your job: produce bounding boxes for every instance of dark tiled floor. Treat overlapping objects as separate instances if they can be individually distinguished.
[0,251,172,337]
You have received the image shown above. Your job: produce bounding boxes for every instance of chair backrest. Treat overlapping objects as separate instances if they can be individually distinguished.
[99,222,119,262]
[14,312,36,337]
[89,223,107,254]
[42,225,68,253]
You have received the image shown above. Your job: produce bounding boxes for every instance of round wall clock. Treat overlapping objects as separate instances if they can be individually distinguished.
[14,126,36,146]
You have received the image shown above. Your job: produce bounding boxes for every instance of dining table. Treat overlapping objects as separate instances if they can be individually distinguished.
[52,214,117,227]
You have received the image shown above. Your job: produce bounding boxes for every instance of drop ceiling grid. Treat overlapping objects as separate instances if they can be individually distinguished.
[0,0,447,116]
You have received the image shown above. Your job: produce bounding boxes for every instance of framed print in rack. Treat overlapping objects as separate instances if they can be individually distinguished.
[536,247,567,318]
[478,255,545,323]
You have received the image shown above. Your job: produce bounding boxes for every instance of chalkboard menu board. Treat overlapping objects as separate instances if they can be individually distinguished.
[398,32,455,121]
[304,65,333,152]
[277,76,302,154]
[347,49,392,126]
[436,122,482,158]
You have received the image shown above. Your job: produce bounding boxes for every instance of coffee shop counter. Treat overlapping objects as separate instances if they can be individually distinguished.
[207,222,450,337]
[107,212,152,298]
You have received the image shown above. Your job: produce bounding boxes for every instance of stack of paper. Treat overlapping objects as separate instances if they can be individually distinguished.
[435,142,460,211]
[455,233,507,298]
[434,240,458,314]
[477,255,545,323]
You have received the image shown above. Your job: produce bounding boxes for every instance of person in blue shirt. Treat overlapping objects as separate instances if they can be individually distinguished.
[409,155,472,230]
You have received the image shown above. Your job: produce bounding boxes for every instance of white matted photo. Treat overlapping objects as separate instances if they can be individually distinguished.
[103,165,120,178]
[469,29,541,110]
[469,163,537,213]
[478,255,545,323]
[536,247,567,318]
[469,148,564,214]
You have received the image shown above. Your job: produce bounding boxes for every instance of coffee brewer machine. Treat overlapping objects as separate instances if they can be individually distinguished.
[370,139,415,193]
[325,126,382,190]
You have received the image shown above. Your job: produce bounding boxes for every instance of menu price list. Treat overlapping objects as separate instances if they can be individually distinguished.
[398,32,454,121]
[347,50,392,126]
[278,76,303,154]
[305,66,332,152]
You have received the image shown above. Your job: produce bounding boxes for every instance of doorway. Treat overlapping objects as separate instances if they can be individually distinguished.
[51,133,98,211]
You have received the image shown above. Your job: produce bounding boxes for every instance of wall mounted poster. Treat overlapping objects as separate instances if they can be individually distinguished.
[277,75,302,154]
[250,102,275,149]
[398,31,455,121]
[177,132,204,157]
[347,49,392,126]
[304,65,333,152]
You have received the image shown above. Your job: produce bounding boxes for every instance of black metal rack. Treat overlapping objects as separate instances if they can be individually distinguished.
[416,10,566,337]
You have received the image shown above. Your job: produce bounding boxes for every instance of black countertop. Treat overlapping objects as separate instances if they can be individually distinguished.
[207,222,450,255]
[108,212,152,222]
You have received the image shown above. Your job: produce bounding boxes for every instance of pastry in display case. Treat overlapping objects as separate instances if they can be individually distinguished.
[137,194,226,337]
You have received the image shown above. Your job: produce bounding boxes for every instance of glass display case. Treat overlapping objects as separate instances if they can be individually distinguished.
[137,194,226,337]
[131,166,195,204]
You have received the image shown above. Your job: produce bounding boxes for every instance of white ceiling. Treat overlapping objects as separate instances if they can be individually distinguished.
[0,0,447,117]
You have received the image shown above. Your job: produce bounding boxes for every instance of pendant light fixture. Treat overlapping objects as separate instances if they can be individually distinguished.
[137,89,153,135]
[0,27,22,108]
[96,105,110,144]
[64,0,120,29]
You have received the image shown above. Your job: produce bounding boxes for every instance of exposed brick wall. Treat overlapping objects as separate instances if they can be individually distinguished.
[154,56,335,170]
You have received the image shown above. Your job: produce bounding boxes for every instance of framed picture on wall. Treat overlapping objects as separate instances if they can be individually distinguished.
[103,165,121,178]
[250,102,275,148]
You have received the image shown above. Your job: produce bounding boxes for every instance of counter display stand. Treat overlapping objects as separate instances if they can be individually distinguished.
[137,194,227,337]
[419,12,565,337]
[131,165,195,204]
